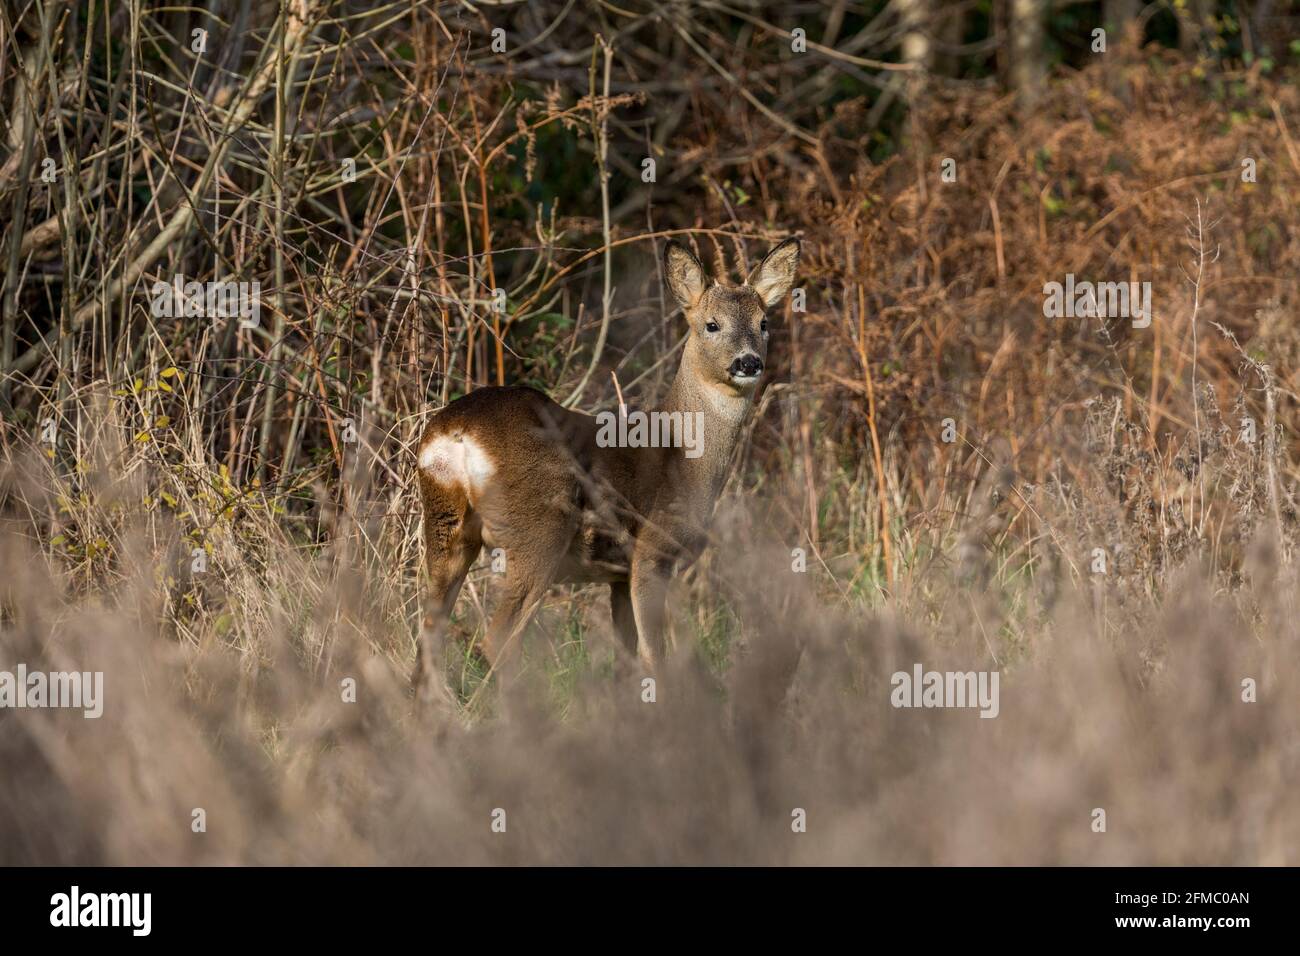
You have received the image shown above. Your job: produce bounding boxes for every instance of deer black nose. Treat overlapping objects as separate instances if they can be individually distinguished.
[730,354,763,378]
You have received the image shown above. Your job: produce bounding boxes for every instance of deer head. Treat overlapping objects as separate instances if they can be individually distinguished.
[663,237,801,396]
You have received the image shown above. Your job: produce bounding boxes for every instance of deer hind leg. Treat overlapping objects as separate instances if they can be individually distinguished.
[414,482,481,707]
[478,517,574,677]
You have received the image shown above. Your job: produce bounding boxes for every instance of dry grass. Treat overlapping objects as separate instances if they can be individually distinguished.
[2,467,1299,864]
[2,372,1298,864]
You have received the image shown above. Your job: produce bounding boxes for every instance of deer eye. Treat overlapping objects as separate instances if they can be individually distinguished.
[760,318,768,333]
[705,321,720,333]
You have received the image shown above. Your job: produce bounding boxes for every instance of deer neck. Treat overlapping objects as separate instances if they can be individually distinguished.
[658,337,752,507]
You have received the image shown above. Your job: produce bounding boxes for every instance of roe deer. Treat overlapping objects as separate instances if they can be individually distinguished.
[412,236,800,700]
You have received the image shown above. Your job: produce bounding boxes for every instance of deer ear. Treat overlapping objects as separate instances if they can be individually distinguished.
[747,237,801,308]
[663,241,708,310]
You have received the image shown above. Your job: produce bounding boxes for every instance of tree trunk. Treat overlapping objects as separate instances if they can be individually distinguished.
[1103,0,1141,52]
[1009,0,1046,112]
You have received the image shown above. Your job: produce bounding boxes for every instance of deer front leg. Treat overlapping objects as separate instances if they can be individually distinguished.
[629,553,672,671]
[610,580,639,659]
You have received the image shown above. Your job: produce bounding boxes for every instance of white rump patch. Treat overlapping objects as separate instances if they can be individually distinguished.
[418,433,495,500]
